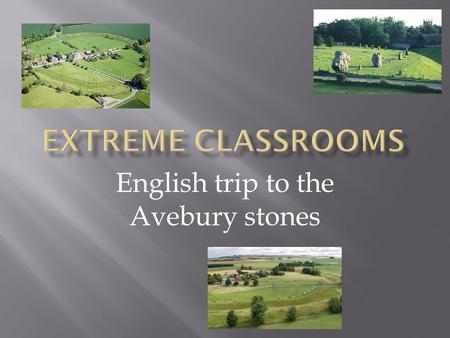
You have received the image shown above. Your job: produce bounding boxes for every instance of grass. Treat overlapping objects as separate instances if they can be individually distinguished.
[27,37,75,58]
[208,258,342,329]
[411,46,441,64]
[78,49,146,80]
[313,80,440,94]
[260,314,342,329]
[314,46,441,81]
[116,91,150,108]
[34,62,130,96]
[61,33,130,52]
[62,23,150,40]
[22,85,100,108]
[22,74,39,87]
[22,24,53,38]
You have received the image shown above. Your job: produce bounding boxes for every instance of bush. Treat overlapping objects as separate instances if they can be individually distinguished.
[286,306,298,322]
[325,36,335,47]
[233,281,239,286]
[328,296,342,314]
[225,278,231,286]
[250,296,267,326]
[252,279,259,287]
[226,310,238,328]
[243,280,249,286]
[21,87,29,94]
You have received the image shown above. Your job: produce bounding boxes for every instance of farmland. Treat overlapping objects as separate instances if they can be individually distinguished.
[34,62,131,97]
[208,256,342,329]
[22,24,53,38]
[26,37,75,58]
[61,33,129,52]
[21,23,150,109]
[62,23,150,40]
[21,86,100,109]
[78,49,144,81]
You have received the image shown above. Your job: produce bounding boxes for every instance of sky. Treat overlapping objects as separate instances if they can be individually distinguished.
[314,9,442,27]
[208,247,342,258]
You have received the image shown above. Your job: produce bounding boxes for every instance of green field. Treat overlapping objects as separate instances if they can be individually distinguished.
[411,46,442,64]
[22,85,100,108]
[117,91,150,108]
[208,257,342,329]
[34,62,130,96]
[22,24,53,38]
[78,49,145,80]
[62,23,150,40]
[313,80,440,94]
[314,46,441,81]
[22,23,150,109]
[61,33,130,52]
[27,37,75,58]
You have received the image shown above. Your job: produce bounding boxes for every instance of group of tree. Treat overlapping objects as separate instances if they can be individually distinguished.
[301,266,321,276]
[314,18,441,47]
[130,73,147,89]
[239,264,253,270]
[225,295,342,328]
[207,273,223,285]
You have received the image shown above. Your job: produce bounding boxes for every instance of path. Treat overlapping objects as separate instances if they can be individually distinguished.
[314,75,442,91]
[104,88,137,108]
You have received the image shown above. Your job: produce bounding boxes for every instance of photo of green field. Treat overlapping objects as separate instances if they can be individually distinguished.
[208,247,342,329]
[313,9,442,94]
[21,23,150,108]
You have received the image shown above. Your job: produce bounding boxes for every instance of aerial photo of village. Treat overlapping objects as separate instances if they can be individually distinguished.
[208,247,342,329]
[21,23,150,109]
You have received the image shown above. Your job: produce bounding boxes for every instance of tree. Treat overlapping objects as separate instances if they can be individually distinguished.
[286,306,298,322]
[250,296,267,326]
[226,310,238,328]
[138,38,146,45]
[130,73,147,89]
[328,296,342,314]
[225,278,231,286]
[243,279,249,286]
[314,34,325,46]
[368,25,389,46]
[420,20,439,34]
[325,35,335,47]
[21,87,29,94]
[233,281,239,286]
[252,279,259,287]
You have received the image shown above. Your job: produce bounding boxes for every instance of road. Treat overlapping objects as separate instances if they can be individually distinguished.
[314,75,442,91]
[105,88,137,108]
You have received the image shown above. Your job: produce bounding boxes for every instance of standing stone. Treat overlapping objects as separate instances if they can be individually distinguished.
[331,51,351,73]
[398,52,403,60]
[372,53,382,67]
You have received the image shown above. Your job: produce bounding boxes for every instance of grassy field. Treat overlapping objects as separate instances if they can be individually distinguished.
[63,23,150,40]
[411,46,442,64]
[34,63,130,96]
[314,46,441,81]
[22,24,53,38]
[27,37,75,58]
[78,49,145,80]
[313,80,440,94]
[22,85,100,108]
[117,91,150,108]
[61,33,130,52]
[208,257,342,329]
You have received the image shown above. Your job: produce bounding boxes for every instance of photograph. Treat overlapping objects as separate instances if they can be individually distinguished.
[207,247,342,329]
[313,9,442,94]
[21,23,150,108]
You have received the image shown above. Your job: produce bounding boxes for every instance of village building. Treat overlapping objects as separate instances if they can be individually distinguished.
[391,33,441,49]
[95,97,107,107]
[73,51,83,60]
